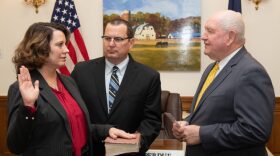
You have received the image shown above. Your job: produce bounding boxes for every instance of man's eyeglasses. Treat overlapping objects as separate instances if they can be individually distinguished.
[101,36,131,43]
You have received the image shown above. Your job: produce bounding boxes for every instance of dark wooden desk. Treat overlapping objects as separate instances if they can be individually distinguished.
[150,139,183,150]
[147,139,185,156]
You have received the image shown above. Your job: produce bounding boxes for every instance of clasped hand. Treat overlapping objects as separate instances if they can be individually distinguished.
[172,121,201,145]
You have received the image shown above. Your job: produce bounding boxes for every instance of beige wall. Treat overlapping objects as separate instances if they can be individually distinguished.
[0,0,279,96]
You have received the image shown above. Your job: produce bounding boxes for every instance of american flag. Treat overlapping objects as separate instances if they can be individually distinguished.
[51,0,89,75]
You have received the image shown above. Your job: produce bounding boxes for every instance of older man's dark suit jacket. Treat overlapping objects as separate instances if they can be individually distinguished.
[186,47,275,156]
[7,70,111,156]
[71,55,162,156]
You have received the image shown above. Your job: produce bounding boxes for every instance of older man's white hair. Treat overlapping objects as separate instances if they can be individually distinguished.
[215,10,245,43]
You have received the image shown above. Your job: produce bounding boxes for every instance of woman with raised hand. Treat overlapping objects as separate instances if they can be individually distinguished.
[7,22,135,156]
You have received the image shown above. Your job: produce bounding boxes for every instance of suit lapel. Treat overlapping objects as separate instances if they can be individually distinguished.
[109,55,138,116]
[194,66,232,112]
[59,75,92,137]
[190,47,247,117]
[94,58,109,115]
[59,75,90,120]
[31,70,72,139]
[190,64,214,112]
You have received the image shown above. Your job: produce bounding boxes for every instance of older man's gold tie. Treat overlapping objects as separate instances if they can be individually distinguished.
[194,63,219,110]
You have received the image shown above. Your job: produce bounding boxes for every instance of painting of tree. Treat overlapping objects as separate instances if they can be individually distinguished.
[103,0,201,71]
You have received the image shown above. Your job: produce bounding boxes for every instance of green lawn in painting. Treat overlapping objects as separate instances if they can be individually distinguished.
[130,39,201,71]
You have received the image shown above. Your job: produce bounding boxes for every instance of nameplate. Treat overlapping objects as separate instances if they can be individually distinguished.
[146,149,185,156]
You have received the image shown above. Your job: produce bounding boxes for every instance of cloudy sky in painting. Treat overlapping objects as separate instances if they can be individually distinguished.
[103,0,201,20]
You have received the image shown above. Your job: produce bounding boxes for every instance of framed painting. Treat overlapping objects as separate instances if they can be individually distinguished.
[103,0,201,71]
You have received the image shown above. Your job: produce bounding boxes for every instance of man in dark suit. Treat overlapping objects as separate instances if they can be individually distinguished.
[172,10,275,156]
[71,19,162,156]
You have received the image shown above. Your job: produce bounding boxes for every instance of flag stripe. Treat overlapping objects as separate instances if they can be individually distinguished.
[74,30,89,60]
[59,66,70,75]
[69,35,84,62]
[65,53,75,71]
[67,41,78,64]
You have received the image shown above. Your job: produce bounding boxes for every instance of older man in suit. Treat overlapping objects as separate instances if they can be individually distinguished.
[71,19,161,156]
[172,10,275,156]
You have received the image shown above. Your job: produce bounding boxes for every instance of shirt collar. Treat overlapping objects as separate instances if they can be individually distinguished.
[105,56,129,76]
[218,47,242,70]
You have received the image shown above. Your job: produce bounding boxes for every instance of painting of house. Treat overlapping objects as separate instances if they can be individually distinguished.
[168,32,180,39]
[134,23,156,40]
[103,0,201,71]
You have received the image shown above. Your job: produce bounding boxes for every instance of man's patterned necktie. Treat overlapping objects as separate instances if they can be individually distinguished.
[108,66,119,113]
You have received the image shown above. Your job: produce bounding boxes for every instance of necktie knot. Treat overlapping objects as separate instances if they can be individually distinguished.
[112,66,119,73]
[213,63,219,72]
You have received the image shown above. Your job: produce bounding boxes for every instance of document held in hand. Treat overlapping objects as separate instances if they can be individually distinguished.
[104,133,141,156]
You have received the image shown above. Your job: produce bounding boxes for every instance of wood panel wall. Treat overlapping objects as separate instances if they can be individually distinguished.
[0,96,279,156]
[0,96,16,156]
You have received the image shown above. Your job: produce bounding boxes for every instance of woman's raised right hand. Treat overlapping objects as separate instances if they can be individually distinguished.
[18,66,39,108]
